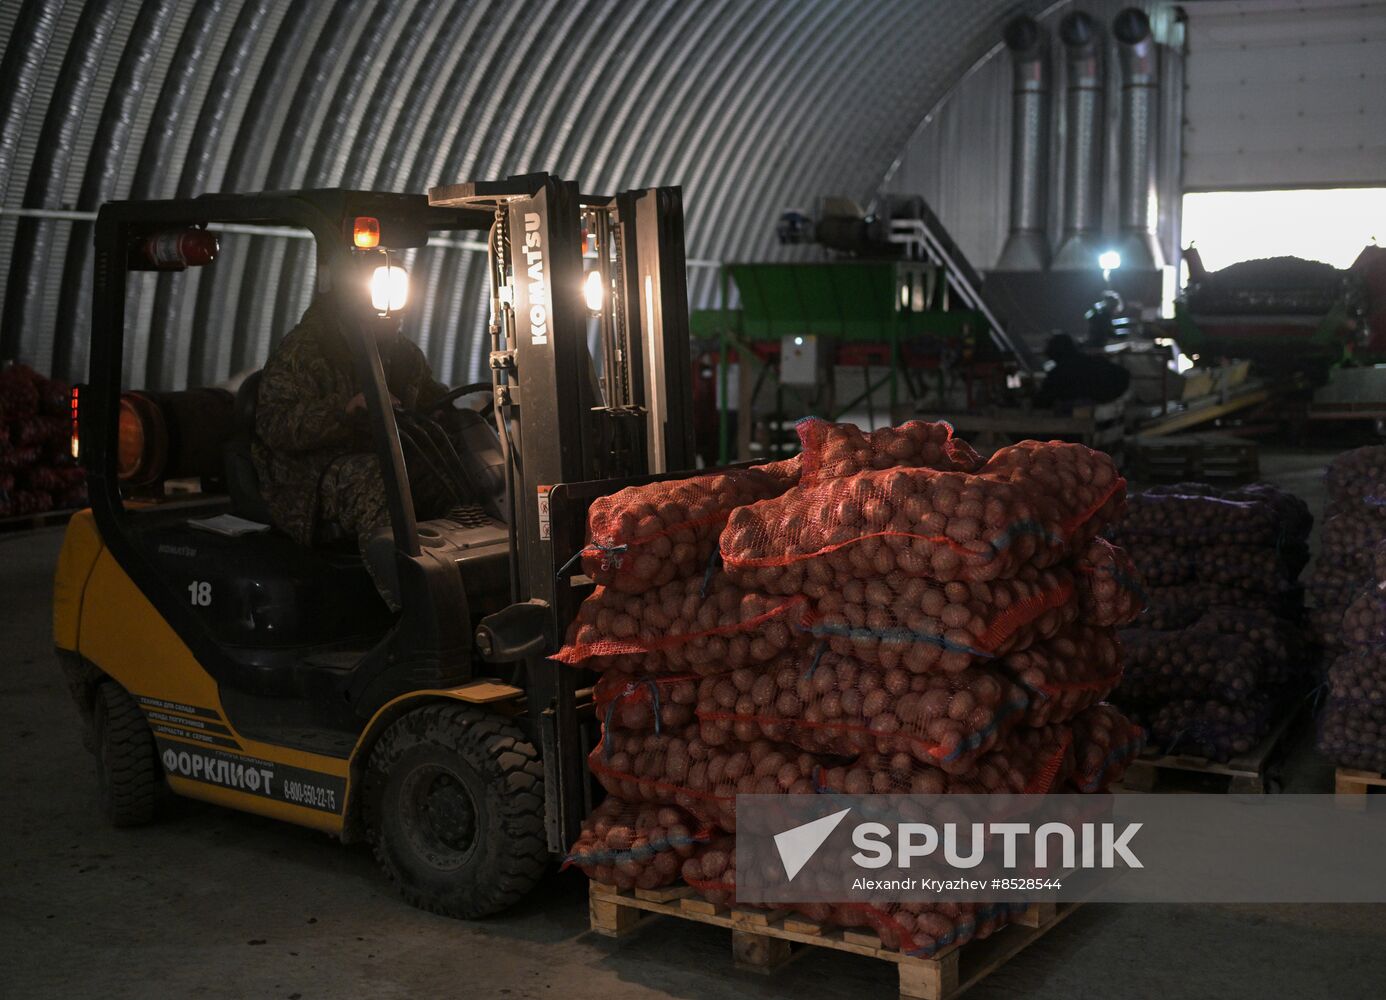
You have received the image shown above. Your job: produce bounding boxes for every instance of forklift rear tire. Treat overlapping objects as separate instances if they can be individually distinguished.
[365,703,546,919]
[92,680,162,827]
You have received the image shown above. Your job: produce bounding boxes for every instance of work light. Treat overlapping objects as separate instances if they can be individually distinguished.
[370,264,409,313]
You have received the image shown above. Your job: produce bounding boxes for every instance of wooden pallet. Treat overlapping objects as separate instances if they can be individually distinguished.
[1119,700,1301,794]
[588,882,1077,1000]
[1334,768,1386,797]
[1128,433,1259,486]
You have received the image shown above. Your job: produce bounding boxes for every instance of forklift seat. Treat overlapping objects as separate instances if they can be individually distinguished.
[223,370,275,524]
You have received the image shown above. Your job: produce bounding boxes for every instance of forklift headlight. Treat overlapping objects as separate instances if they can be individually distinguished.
[370,264,409,313]
[583,269,605,314]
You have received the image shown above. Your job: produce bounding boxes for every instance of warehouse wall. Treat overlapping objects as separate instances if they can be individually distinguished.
[880,0,1186,274]
[0,0,1052,390]
[1182,0,1386,190]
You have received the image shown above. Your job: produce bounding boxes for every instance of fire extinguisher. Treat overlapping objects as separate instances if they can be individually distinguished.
[128,228,220,271]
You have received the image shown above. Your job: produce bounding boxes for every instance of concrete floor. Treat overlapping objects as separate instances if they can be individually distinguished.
[4,447,1386,999]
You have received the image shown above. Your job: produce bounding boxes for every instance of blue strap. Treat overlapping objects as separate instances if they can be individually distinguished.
[700,547,722,598]
[556,541,628,581]
[802,640,830,679]
[800,620,990,659]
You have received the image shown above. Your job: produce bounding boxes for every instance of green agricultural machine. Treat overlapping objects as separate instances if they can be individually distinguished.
[693,197,1032,462]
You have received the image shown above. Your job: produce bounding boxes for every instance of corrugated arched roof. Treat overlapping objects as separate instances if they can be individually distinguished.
[0,0,1042,389]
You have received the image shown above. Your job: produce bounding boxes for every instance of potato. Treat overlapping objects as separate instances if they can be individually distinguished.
[565,798,710,890]
[1327,647,1386,708]
[1066,703,1143,791]
[1141,583,1289,631]
[1114,492,1282,547]
[587,726,830,831]
[816,724,1073,796]
[1316,513,1382,586]
[796,418,982,482]
[582,461,801,593]
[1002,624,1123,727]
[1146,697,1271,763]
[695,651,1028,773]
[553,574,806,673]
[1324,445,1386,518]
[1074,538,1145,627]
[593,672,699,731]
[1116,628,1268,705]
[721,442,1124,592]
[1319,697,1386,772]
[801,564,1078,673]
[685,833,1022,957]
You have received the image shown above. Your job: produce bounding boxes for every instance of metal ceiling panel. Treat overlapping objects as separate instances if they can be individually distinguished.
[0,0,1040,389]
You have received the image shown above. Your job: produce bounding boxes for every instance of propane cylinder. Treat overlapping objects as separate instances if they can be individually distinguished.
[129,229,220,271]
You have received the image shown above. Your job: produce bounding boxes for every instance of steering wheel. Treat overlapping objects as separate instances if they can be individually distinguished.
[427,381,495,420]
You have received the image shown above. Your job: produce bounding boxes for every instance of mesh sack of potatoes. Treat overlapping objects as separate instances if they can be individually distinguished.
[1307,566,1368,647]
[592,672,698,732]
[1317,646,1386,769]
[1067,703,1145,792]
[679,837,1022,959]
[1317,513,1382,582]
[0,362,41,418]
[694,650,1029,774]
[1129,543,1302,595]
[676,836,1025,952]
[551,575,806,674]
[1117,628,1274,705]
[1324,446,1386,518]
[0,363,86,517]
[813,723,1074,796]
[798,565,1078,674]
[1001,624,1124,728]
[1114,491,1285,547]
[1340,585,1386,647]
[1142,583,1297,631]
[1145,696,1273,762]
[720,442,1125,594]
[1143,481,1313,538]
[794,416,982,482]
[1074,538,1145,627]
[1318,698,1386,773]
[562,797,712,890]
[1326,646,1386,709]
[579,459,801,593]
[1188,606,1301,668]
[586,724,833,832]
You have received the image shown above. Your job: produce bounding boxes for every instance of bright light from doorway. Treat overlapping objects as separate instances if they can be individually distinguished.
[1181,188,1386,274]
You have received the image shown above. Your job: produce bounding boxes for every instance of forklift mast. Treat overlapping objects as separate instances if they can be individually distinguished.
[428,174,695,849]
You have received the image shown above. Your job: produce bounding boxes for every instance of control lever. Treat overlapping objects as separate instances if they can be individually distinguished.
[475,599,554,662]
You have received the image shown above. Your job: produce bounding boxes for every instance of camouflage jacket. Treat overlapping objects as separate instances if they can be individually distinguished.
[251,296,446,545]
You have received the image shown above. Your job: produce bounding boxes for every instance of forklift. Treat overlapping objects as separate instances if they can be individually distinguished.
[52,173,697,918]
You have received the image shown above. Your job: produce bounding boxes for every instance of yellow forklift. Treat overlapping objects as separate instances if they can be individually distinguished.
[53,174,696,917]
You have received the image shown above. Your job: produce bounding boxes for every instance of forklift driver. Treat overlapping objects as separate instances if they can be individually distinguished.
[251,279,458,608]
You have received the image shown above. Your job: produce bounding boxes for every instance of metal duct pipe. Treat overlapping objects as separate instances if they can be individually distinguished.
[1052,11,1105,270]
[1114,7,1163,270]
[995,15,1050,271]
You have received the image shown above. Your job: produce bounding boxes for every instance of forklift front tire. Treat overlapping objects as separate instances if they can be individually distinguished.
[364,703,547,919]
[92,680,163,828]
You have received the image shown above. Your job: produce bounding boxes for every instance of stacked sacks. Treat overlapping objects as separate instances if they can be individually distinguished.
[1308,447,1386,648]
[1318,539,1386,772]
[0,362,85,516]
[1109,483,1312,761]
[561,420,1145,957]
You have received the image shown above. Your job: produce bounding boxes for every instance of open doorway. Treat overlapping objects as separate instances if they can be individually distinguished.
[1181,187,1386,274]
